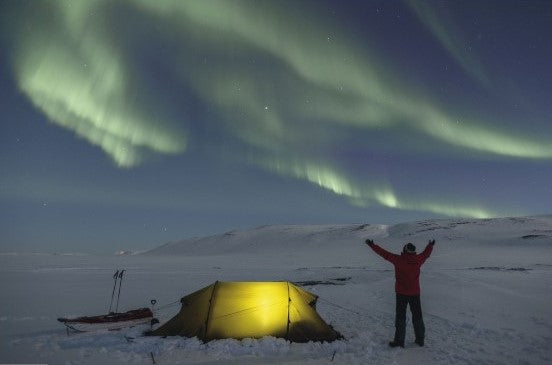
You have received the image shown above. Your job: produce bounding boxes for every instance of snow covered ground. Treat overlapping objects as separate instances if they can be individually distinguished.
[1,216,551,364]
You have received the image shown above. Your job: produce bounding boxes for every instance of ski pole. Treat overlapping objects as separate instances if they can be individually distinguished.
[109,270,119,314]
[115,269,126,313]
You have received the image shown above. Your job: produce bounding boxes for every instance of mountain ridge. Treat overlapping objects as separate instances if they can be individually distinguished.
[144,216,552,257]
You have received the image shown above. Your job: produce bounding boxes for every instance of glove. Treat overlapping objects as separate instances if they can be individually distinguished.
[429,239,435,246]
[365,239,375,247]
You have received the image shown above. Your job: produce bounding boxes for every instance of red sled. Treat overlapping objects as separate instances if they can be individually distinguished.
[58,308,154,332]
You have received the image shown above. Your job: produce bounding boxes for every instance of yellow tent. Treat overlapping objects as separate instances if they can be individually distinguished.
[150,281,342,342]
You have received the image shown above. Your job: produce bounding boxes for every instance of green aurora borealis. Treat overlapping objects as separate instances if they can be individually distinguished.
[1,0,551,251]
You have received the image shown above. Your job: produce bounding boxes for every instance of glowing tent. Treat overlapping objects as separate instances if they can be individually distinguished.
[149,281,342,342]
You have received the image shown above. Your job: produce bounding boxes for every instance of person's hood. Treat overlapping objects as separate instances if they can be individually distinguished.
[401,251,419,263]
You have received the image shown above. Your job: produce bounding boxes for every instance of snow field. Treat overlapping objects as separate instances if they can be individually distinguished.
[1,216,551,364]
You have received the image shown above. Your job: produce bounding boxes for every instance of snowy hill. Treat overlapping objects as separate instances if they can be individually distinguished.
[145,216,552,267]
[1,216,551,365]
[145,223,388,255]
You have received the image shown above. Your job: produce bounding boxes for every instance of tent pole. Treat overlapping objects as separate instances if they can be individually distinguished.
[286,282,291,341]
[204,281,219,340]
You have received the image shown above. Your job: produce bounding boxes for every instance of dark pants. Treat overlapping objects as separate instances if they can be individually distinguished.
[394,293,425,344]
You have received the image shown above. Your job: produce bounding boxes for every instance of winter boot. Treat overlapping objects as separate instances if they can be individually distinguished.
[389,341,404,348]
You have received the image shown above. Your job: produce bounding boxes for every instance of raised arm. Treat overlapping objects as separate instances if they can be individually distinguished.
[365,239,399,264]
[418,239,435,264]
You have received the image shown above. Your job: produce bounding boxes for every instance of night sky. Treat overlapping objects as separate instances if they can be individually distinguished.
[1,0,551,253]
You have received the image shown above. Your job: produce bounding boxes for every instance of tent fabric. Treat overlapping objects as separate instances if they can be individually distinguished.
[150,281,341,342]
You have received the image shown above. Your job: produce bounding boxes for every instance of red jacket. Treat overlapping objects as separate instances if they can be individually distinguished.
[371,243,433,295]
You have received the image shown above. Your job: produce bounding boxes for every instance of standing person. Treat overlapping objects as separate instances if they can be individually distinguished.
[365,239,435,348]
